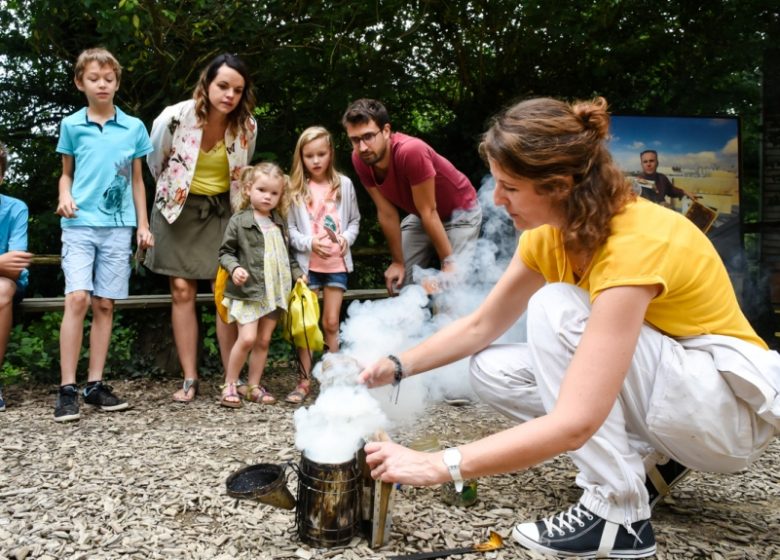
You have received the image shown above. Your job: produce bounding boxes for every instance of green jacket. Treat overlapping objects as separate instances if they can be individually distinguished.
[218,208,303,301]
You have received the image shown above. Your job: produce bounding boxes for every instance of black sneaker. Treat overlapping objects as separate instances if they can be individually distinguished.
[646,457,690,508]
[54,384,80,422]
[0,386,5,411]
[512,502,656,558]
[82,382,129,412]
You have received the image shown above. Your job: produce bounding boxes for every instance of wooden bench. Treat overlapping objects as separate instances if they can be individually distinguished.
[19,253,389,313]
[18,288,389,313]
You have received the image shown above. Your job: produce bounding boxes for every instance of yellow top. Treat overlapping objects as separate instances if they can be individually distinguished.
[519,197,766,348]
[189,141,230,196]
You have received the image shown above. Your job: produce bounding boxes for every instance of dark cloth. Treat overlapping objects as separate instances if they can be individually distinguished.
[218,208,303,301]
[638,172,685,203]
[144,193,230,279]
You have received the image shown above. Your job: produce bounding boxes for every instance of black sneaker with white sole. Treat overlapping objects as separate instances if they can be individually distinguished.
[82,382,129,411]
[512,502,656,559]
[646,457,690,508]
[54,384,80,422]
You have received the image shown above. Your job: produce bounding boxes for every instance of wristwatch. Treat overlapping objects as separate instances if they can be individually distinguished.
[442,447,464,492]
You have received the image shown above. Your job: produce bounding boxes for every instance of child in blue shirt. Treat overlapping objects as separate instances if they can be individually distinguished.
[0,140,32,412]
[54,48,154,422]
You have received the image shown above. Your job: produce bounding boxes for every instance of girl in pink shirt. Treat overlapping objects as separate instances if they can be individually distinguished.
[287,126,361,403]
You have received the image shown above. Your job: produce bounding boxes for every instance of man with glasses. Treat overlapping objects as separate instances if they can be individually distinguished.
[342,99,481,295]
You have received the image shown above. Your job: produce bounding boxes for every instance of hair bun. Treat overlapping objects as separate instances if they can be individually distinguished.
[573,96,610,139]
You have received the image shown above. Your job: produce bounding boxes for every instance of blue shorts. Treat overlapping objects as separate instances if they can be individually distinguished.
[307,271,348,291]
[61,227,133,299]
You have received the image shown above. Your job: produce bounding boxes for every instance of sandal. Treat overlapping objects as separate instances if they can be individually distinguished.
[220,382,242,408]
[285,381,311,404]
[172,378,199,403]
[243,384,276,405]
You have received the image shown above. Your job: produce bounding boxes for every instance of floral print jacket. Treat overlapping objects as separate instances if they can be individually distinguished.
[147,99,257,224]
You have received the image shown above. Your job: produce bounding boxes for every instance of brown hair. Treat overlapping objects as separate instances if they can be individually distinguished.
[0,140,7,180]
[74,48,122,83]
[289,126,342,207]
[238,162,290,218]
[480,96,634,255]
[342,98,390,129]
[192,53,255,138]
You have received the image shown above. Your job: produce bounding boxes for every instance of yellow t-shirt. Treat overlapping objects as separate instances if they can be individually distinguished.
[519,197,766,349]
[189,141,230,196]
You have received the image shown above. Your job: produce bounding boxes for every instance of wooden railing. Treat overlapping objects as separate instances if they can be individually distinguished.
[19,252,390,313]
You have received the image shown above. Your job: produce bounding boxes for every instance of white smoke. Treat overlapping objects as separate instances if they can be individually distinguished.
[293,175,526,462]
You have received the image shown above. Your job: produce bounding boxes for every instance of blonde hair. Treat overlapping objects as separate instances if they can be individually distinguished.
[192,53,255,138]
[289,126,342,207]
[74,48,122,83]
[238,162,290,218]
[480,96,634,256]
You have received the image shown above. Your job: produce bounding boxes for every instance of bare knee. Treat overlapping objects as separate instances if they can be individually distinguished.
[233,325,257,350]
[0,279,16,309]
[170,278,196,306]
[321,315,340,338]
[64,290,91,316]
[91,296,115,316]
[254,332,272,352]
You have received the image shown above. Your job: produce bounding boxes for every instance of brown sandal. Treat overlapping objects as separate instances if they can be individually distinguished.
[220,383,242,408]
[285,381,311,404]
[244,384,276,405]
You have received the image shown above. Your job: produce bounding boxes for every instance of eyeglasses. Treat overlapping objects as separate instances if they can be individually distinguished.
[348,130,383,147]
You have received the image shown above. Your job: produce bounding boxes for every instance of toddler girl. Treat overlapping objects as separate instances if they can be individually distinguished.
[218,162,302,407]
[287,126,360,403]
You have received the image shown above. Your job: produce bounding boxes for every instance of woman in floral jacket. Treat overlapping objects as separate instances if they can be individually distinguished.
[146,53,257,402]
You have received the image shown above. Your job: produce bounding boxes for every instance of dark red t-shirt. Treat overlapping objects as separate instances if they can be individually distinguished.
[351,132,477,220]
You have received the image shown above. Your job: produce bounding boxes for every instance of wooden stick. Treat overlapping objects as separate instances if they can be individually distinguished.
[373,430,393,547]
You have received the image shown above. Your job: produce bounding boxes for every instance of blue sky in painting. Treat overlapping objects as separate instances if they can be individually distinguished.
[609,116,740,175]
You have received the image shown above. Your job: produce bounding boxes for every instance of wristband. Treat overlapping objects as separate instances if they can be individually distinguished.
[387,354,404,404]
[442,447,464,492]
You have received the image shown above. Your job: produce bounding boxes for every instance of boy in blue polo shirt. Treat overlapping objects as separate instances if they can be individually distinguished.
[54,48,154,422]
[0,140,32,412]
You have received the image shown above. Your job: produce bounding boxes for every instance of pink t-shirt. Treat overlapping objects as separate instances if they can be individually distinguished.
[307,180,345,273]
[351,132,477,220]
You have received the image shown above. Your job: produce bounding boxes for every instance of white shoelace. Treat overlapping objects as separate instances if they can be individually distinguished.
[542,503,595,537]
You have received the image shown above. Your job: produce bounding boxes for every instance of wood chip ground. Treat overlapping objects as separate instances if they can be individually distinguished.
[0,375,778,559]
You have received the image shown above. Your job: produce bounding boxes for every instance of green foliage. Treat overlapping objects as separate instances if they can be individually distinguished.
[1,312,63,383]
[0,311,140,384]
[2,1,776,297]
[0,1,778,374]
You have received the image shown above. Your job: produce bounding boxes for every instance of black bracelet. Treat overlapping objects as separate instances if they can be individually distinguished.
[387,354,404,384]
[387,354,404,404]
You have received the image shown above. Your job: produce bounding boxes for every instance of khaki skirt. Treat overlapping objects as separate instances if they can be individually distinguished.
[145,193,231,280]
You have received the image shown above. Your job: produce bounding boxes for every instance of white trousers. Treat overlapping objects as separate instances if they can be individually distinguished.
[470,283,780,524]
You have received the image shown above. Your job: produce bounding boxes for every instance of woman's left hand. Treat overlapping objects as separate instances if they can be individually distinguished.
[364,441,446,486]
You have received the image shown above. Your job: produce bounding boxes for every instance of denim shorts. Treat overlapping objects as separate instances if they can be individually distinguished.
[61,226,133,299]
[307,270,348,291]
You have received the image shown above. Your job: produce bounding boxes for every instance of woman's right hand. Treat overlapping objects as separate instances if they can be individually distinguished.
[358,356,397,388]
[364,441,446,486]
[231,266,249,286]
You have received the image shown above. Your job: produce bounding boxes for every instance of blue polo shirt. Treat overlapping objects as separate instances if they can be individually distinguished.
[0,194,29,292]
[56,106,153,228]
